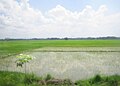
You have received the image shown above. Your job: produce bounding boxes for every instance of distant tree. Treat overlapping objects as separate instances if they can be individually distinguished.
[64,37,68,40]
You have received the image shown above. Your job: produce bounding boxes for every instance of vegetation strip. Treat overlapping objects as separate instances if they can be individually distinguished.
[31,50,120,52]
[0,71,120,86]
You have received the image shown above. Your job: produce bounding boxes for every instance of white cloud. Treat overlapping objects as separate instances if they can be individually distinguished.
[0,0,120,38]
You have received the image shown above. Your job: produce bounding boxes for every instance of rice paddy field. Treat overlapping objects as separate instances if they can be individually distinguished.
[0,40,120,81]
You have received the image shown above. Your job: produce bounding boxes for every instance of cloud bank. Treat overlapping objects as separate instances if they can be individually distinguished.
[0,0,120,38]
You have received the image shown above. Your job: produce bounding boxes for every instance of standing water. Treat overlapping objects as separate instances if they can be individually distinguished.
[0,47,120,81]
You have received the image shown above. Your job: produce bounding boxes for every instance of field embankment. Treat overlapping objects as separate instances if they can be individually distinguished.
[0,71,120,86]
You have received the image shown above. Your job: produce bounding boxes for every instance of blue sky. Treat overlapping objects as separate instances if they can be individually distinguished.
[29,0,120,13]
[0,0,120,38]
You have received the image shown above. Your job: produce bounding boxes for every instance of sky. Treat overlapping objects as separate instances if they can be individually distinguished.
[0,0,120,38]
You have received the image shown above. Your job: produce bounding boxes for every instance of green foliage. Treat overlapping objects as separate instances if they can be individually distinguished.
[0,71,25,86]
[0,71,41,86]
[15,54,35,86]
[0,71,120,86]
[16,54,35,67]
[75,74,120,86]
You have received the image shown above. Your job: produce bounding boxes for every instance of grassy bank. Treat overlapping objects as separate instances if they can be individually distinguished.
[0,71,120,86]
[75,74,120,86]
[0,40,120,58]
[0,71,41,86]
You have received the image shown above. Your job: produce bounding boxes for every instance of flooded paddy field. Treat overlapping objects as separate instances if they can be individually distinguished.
[0,47,120,81]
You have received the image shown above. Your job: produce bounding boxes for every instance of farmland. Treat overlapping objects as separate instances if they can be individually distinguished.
[0,39,120,58]
[0,39,120,85]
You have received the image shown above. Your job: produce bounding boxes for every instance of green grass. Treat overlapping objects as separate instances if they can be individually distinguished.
[0,71,42,86]
[0,71,73,86]
[0,71,120,86]
[0,40,120,58]
[75,74,120,86]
